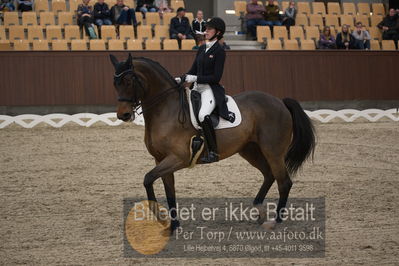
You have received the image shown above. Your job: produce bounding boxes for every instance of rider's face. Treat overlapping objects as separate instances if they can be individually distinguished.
[205,27,217,40]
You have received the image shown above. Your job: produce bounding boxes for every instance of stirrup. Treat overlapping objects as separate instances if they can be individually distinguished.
[200,151,219,164]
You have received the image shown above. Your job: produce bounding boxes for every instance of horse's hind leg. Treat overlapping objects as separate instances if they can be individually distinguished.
[239,142,275,223]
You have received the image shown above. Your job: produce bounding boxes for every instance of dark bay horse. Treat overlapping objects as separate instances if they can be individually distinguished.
[110,54,315,232]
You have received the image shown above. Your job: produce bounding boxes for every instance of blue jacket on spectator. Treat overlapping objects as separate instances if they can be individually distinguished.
[170,16,191,37]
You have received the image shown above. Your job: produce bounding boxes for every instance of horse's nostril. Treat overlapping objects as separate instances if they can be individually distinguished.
[122,112,131,120]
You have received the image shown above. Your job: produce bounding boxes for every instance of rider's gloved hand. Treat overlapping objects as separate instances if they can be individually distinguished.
[174,77,181,83]
[185,75,197,83]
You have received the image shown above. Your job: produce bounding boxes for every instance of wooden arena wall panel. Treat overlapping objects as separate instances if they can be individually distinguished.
[0,51,398,106]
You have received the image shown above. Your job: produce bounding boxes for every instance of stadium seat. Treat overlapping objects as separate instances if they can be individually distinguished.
[51,39,68,50]
[154,25,169,39]
[100,25,117,40]
[135,12,144,25]
[0,40,12,51]
[289,26,304,40]
[90,39,106,50]
[357,3,371,16]
[22,12,37,26]
[162,13,175,25]
[368,27,382,41]
[267,39,282,50]
[69,0,79,12]
[137,25,152,39]
[327,2,341,15]
[340,15,354,27]
[297,2,311,15]
[119,26,135,40]
[370,40,380,50]
[343,3,356,15]
[273,26,288,40]
[284,39,299,50]
[46,25,62,40]
[146,39,161,50]
[4,12,19,27]
[381,40,396,50]
[256,26,271,43]
[124,0,135,8]
[27,25,44,41]
[305,26,320,41]
[163,39,179,50]
[52,0,66,13]
[35,0,49,12]
[355,15,369,27]
[372,3,385,16]
[108,39,125,50]
[170,0,185,10]
[13,39,30,50]
[312,2,326,15]
[58,12,74,27]
[234,1,247,16]
[295,14,309,27]
[146,12,161,26]
[127,39,143,50]
[32,39,49,50]
[9,26,25,40]
[309,14,323,28]
[186,12,194,24]
[370,15,383,27]
[0,26,6,40]
[40,12,55,26]
[71,39,87,50]
[325,14,340,28]
[65,25,81,40]
[181,39,195,50]
[281,1,289,12]
[104,0,115,7]
[301,39,316,50]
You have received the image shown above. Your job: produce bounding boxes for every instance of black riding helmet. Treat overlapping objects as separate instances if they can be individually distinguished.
[206,17,226,40]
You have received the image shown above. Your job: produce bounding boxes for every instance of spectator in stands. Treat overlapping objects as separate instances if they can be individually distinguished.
[318,26,336,49]
[94,0,112,27]
[336,24,355,50]
[110,0,137,26]
[352,22,371,50]
[192,34,206,50]
[245,0,268,40]
[192,10,206,35]
[0,0,16,11]
[377,8,399,49]
[282,1,296,30]
[170,7,194,45]
[264,0,282,27]
[156,0,172,18]
[17,0,33,12]
[136,0,157,17]
[77,0,97,39]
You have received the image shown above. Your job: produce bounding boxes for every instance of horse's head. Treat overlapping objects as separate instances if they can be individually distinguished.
[110,53,146,122]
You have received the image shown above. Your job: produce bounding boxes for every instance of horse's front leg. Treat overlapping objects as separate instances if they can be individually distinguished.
[162,173,180,234]
[143,156,184,228]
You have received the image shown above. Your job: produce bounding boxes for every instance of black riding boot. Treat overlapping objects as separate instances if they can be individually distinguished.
[200,115,219,163]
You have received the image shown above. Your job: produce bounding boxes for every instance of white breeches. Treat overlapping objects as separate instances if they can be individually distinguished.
[193,83,216,122]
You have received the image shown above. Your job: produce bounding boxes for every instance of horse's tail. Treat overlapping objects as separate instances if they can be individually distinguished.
[282,98,316,176]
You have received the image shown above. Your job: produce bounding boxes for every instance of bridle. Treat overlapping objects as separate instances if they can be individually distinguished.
[114,68,188,124]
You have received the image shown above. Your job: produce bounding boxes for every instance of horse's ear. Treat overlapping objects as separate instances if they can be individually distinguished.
[126,53,133,68]
[109,54,119,69]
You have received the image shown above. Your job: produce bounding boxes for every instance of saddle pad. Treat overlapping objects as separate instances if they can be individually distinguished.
[186,88,242,130]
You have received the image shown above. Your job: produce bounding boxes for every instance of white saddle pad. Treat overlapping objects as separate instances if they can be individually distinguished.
[186,88,242,130]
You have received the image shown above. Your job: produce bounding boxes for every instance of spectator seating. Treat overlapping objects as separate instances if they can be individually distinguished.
[256,26,271,43]
[295,14,309,27]
[181,39,195,50]
[71,39,87,50]
[90,39,106,50]
[372,3,385,16]
[127,39,143,50]
[297,2,311,15]
[340,15,354,27]
[4,12,19,27]
[108,39,124,50]
[370,15,383,27]
[301,39,316,50]
[0,26,6,39]
[342,3,356,15]
[9,26,25,40]
[304,26,320,41]
[40,12,56,26]
[370,39,380,50]
[0,40,12,50]
[309,14,323,28]
[22,12,38,26]
[35,0,50,12]
[267,39,282,50]
[171,0,185,10]
[324,14,339,28]
[312,2,326,15]
[33,39,49,50]
[284,39,299,50]
[46,26,63,40]
[154,25,169,39]
[163,39,179,50]
[327,2,341,15]
[27,25,44,41]
[58,12,74,27]
[119,26,135,41]
[381,40,396,50]
[357,3,371,16]
[52,39,68,50]
[137,25,152,40]
[65,25,81,40]
[13,39,30,50]
[273,26,288,40]
[101,25,117,40]
[290,26,305,40]
[52,0,67,13]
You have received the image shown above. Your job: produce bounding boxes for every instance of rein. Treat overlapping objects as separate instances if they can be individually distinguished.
[114,69,188,125]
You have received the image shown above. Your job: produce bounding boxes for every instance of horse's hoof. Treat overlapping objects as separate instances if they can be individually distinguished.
[261,219,276,230]
[170,220,180,235]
